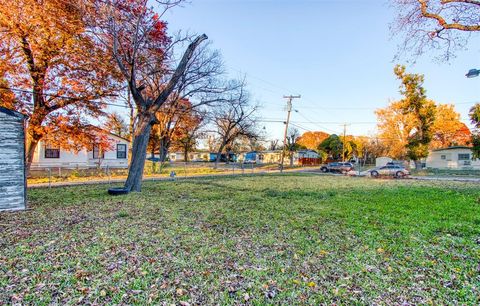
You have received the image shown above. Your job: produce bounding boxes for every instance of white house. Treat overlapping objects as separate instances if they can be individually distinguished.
[426,146,480,170]
[31,130,130,169]
[168,151,210,162]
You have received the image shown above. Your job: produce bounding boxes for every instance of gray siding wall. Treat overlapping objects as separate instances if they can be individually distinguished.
[0,111,26,211]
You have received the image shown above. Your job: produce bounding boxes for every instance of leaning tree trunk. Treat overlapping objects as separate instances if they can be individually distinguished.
[124,116,153,192]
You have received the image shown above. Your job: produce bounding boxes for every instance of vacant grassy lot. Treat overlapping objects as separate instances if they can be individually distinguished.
[1,174,479,304]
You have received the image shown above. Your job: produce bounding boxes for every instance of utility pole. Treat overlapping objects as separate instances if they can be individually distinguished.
[341,123,350,162]
[280,95,301,173]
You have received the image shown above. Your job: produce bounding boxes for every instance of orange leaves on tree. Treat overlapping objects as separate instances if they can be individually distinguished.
[297,131,330,150]
[0,0,121,169]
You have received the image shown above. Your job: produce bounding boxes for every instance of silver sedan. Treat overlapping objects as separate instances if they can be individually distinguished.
[370,165,410,178]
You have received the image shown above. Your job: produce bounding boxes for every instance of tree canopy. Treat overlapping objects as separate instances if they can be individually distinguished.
[0,0,121,170]
[392,0,480,60]
[297,131,330,151]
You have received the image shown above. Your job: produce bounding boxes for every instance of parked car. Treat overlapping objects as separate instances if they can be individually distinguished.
[320,162,354,173]
[369,164,409,178]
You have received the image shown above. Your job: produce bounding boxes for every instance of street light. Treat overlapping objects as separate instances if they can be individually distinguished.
[466,68,480,78]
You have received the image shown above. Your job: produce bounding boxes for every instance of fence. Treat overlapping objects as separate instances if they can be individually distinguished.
[27,161,315,186]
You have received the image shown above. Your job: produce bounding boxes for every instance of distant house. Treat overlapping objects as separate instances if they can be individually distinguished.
[31,129,130,169]
[295,149,320,166]
[168,151,210,162]
[208,152,237,163]
[243,150,282,164]
[242,150,320,165]
[0,107,27,211]
[426,146,480,170]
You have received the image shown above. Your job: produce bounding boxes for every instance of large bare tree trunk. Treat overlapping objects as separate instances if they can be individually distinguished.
[115,34,208,193]
[124,115,152,192]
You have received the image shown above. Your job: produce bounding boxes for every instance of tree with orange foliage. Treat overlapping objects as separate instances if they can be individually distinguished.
[148,98,201,161]
[375,100,415,160]
[0,0,120,171]
[171,111,204,162]
[376,100,468,158]
[103,112,129,139]
[297,131,330,151]
[431,104,471,149]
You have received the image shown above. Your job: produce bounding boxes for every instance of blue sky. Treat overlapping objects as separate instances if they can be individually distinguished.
[164,0,480,140]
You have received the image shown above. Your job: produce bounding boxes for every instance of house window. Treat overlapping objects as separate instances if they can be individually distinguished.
[440,155,446,160]
[93,145,104,159]
[117,144,127,159]
[44,144,60,158]
[458,153,470,161]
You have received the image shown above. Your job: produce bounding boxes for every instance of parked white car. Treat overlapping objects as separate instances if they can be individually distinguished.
[369,164,410,178]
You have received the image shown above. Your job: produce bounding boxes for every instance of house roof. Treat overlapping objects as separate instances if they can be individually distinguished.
[432,146,472,152]
[85,125,130,143]
[0,106,27,119]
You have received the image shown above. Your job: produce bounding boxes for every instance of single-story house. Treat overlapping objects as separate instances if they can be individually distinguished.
[0,106,27,211]
[426,146,480,170]
[242,150,282,164]
[168,151,211,162]
[31,129,130,169]
[242,150,320,165]
[208,152,237,162]
[295,149,321,166]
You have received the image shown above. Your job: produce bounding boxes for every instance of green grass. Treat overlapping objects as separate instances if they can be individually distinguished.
[1,174,480,304]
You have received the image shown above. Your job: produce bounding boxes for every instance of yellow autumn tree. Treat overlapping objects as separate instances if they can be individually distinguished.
[375,100,416,159]
[376,101,469,159]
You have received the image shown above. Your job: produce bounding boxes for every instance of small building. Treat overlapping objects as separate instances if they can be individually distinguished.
[168,151,210,162]
[295,149,320,166]
[242,150,320,166]
[243,150,282,164]
[0,107,27,211]
[30,129,130,169]
[426,146,480,170]
[208,152,237,163]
